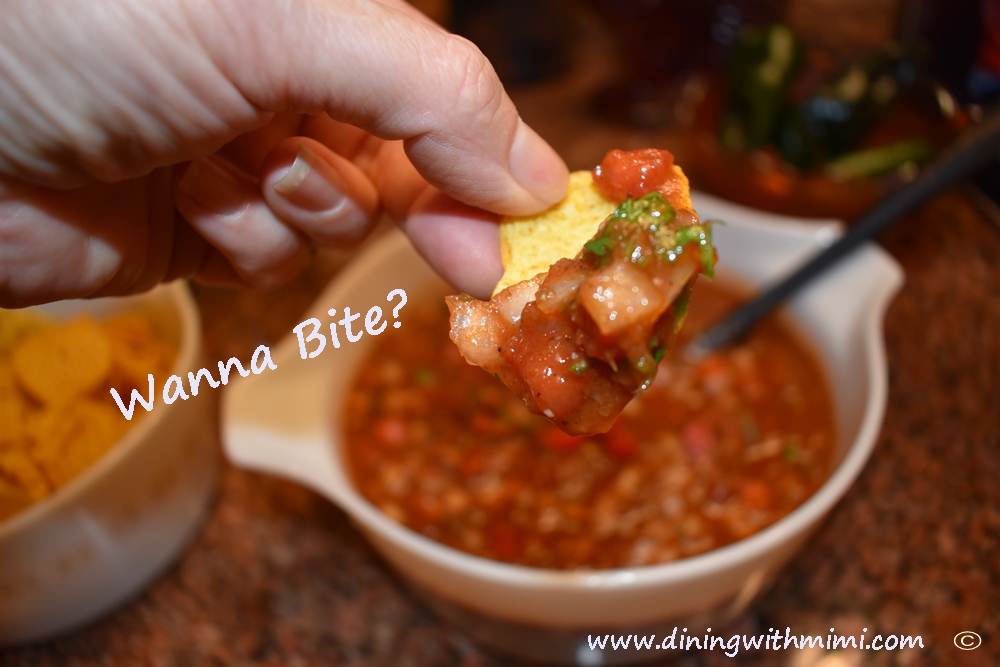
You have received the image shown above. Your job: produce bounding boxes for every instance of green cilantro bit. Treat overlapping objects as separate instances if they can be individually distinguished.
[582,194,717,279]
[634,354,657,374]
[569,358,589,376]
[783,444,799,462]
[583,193,677,260]
[673,287,690,320]
[612,192,676,230]
[672,286,691,333]
[739,414,761,442]
[414,367,435,386]
[657,221,717,278]
[583,235,615,257]
[652,345,667,362]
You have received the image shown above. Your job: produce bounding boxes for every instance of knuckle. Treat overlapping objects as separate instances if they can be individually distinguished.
[443,36,507,126]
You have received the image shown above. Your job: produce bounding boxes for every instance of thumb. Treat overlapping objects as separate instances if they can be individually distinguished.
[200,0,568,216]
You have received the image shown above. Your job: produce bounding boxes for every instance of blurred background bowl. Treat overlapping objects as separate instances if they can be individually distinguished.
[222,196,903,664]
[0,282,219,644]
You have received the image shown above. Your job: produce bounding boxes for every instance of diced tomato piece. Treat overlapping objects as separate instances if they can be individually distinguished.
[375,417,407,446]
[698,354,732,380]
[471,411,510,436]
[739,480,773,511]
[682,419,715,460]
[602,423,638,457]
[593,148,676,202]
[355,444,381,469]
[698,354,734,393]
[760,170,793,198]
[487,523,522,561]
[460,450,486,476]
[540,426,586,452]
[416,493,445,521]
[506,305,591,419]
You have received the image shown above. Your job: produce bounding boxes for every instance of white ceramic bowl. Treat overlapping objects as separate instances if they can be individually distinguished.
[0,283,219,644]
[222,195,903,664]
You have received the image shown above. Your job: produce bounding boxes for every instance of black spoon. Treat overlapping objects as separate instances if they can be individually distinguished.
[685,109,1000,359]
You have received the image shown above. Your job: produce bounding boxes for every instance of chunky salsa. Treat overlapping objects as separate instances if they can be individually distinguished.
[343,280,835,570]
[448,148,713,436]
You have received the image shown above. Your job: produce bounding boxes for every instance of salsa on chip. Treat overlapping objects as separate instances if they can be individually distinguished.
[447,148,714,435]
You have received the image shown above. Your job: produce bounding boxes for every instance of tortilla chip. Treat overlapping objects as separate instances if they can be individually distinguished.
[28,400,127,488]
[0,359,29,447]
[0,309,50,353]
[0,450,51,505]
[11,318,112,405]
[104,313,176,384]
[494,167,692,295]
[0,310,177,522]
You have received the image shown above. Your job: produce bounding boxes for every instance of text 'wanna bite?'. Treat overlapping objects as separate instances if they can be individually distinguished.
[107,289,407,419]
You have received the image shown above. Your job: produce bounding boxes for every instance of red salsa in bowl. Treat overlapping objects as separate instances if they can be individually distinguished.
[343,279,834,570]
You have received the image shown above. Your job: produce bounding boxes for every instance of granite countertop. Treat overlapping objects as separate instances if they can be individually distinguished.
[3,18,999,667]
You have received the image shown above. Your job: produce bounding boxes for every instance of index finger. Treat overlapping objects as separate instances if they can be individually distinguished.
[301,116,503,298]
[201,0,568,216]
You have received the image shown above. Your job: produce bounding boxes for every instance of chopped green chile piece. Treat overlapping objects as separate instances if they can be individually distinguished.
[825,139,931,179]
[673,286,692,323]
[414,368,435,386]
[583,236,615,257]
[658,221,717,278]
[610,193,676,229]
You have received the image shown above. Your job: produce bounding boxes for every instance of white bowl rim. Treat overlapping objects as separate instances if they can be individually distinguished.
[0,281,201,541]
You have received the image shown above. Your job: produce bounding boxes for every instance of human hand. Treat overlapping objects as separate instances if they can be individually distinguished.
[0,0,568,308]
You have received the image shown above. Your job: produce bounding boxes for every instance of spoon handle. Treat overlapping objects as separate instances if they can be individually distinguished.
[686,110,1000,358]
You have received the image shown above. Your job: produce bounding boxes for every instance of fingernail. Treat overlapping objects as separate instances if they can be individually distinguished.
[508,119,569,208]
[272,143,348,212]
[177,155,257,215]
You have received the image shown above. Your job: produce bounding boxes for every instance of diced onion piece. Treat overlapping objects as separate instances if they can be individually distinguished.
[446,298,505,371]
[494,275,542,324]
[446,275,542,379]
[651,263,697,307]
[535,259,589,315]
[579,262,669,337]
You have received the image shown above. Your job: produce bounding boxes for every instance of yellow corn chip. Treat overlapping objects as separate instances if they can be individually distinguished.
[0,359,30,447]
[494,167,692,295]
[1,310,177,523]
[1,447,50,521]
[495,171,614,295]
[28,400,127,489]
[12,318,112,405]
[0,449,51,508]
[104,313,176,383]
[0,309,50,353]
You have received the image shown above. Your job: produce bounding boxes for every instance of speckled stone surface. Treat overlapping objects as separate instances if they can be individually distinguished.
[3,18,999,667]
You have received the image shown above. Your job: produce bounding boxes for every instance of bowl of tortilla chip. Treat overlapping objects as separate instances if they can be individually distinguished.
[0,283,218,644]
